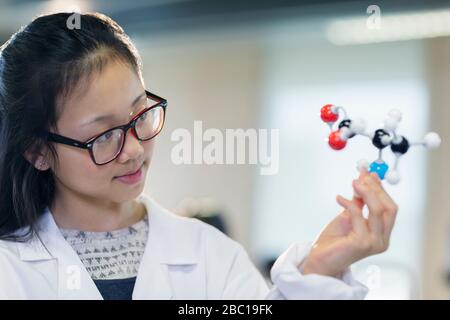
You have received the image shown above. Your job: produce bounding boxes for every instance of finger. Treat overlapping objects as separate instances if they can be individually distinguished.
[351,181,365,209]
[358,167,370,180]
[365,174,398,240]
[336,195,367,234]
[354,169,370,198]
[369,172,382,186]
[353,179,384,237]
[337,195,363,216]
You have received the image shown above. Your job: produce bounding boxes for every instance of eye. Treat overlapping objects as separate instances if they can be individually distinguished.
[137,110,149,122]
[96,130,116,144]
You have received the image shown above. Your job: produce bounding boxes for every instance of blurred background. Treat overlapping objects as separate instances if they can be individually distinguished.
[1,0,449,299]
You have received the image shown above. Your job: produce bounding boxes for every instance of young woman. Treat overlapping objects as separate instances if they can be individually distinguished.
[0,12,398,300]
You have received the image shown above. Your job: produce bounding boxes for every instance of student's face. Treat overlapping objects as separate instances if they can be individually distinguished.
[48,60,154,203]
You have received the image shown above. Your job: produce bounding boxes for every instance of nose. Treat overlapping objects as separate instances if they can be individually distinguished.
[117,128,144,163]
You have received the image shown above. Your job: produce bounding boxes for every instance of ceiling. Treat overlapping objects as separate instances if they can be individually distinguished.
[1,0,450,44]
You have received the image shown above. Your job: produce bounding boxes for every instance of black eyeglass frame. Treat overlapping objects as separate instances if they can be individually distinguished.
[44,90,167,165]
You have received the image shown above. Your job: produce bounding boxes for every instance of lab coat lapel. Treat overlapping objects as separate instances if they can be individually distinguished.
[133,195,205,299]
[17,194,206,299]
[18,209,102,299]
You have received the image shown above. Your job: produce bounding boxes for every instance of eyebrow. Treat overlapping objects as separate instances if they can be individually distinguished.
[81,92,147,127]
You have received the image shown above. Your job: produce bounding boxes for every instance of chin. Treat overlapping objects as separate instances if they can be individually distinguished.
[110,184,145,203]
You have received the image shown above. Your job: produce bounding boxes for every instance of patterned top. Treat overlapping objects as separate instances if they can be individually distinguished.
[60,214,149,280]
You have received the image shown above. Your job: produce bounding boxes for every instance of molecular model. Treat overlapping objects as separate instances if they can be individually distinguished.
[320,104,442,185]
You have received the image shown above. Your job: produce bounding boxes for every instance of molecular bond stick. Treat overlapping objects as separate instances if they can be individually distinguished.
[320,104,442,185]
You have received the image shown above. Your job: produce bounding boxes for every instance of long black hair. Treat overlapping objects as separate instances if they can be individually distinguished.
[0,12,143,241]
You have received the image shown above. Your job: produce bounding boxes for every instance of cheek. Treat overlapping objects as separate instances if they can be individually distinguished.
[51,140,156,189]
[142,139,155,162]
[52,146,111,187]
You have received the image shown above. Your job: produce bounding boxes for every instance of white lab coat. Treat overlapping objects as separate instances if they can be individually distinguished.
[0,193,368,300]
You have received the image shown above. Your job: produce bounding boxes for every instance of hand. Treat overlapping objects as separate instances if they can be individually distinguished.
[301,169,398,278]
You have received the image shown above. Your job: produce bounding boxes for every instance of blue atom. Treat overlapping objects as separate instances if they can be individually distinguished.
[369,161,389,180]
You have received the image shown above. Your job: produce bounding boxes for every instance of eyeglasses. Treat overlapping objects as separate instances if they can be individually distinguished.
[44,90,167,165]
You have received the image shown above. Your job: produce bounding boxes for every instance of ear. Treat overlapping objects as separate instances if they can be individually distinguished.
[23,149,51,171]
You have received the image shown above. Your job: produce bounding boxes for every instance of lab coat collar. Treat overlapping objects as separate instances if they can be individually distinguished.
[16,193,200,299]
[18,193,199,263]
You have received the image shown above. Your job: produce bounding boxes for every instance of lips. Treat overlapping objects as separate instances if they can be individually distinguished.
[116,163,144,178]
[114,164,144,185]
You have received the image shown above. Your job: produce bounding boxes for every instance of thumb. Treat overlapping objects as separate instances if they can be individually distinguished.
[352,180,365,210]
[352,194,365,210]
[336,195,366,234]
